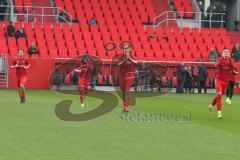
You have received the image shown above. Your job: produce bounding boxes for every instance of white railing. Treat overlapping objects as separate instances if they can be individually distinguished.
[0,54,8,89]
[1,5,72,24]
[151,11,226,30]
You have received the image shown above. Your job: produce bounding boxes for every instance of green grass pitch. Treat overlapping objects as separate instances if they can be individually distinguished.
[0,89,240,160]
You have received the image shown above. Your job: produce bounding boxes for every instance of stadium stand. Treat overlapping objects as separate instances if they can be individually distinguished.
[0,0,239,89]
[0,0,233,61]
[0,23,233,62]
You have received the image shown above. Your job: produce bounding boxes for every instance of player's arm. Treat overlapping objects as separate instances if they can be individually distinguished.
[11,61,18,68]
[229,58,239,75]
[24,61,30,69]
[118,56,126,66]
[74,67,81,73]
[215,57,224,68]
[128,56,137,64]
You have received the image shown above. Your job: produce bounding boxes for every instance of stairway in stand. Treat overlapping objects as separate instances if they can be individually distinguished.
[0,56,7,89]
[32,0,56,23]
[150,0,177,27]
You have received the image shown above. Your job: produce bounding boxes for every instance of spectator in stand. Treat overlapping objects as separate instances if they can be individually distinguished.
[176,62,186,93]
[88,17,97,25]
[16,27,26,39]
[208,48,220,62]
[59,11,68,23]
[0,0,7,21]
[198,63,208,94]
[28,43,39,57]
[52,69,64,89]
[148,67,157,92]
[64,73,71,84]
[134,68,140,91]
[205,5,214,28]
[7,21,15,37]
[232,43,240,62]
[185,67,193,93]
[102,64,109,86]
[71,71,78,85]
[142,63,150,92]
[212,5,219,28]
[192,65,199,93]
[90,64,97,90]
[220,5,228,28]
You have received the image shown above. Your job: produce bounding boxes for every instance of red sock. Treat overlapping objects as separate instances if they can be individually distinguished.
[216,102,222,111]
[123,102,128,110]
[80,94,84,104]
[211,95,218,106]
[216,95,222,111]
[212,94,222,111]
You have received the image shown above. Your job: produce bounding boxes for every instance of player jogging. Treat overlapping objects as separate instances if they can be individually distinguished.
[11,49,30,103]
[226,70,237,105]
[74,53,93,107]
[208,48,238,119]
[118,44,137,112]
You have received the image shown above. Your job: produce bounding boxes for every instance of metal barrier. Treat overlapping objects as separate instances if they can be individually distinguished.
[0,5,72,24]
[152,11,226,30]
[0,54,8,88]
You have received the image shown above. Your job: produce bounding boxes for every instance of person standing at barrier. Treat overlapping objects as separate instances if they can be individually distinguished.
[0,0,7,21]
[192,65,199,93]
[198,63,208,94]
[11,49,30,103]
[176,62,185,93]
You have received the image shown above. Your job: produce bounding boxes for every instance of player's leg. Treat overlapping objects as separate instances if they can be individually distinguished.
[78,77,85,106]
[121,90,129,112]
[229,81,235,100]
[216,81,227,119]
[203,80,207,94]
[209,79,221,112]
[226,81,230,98]
[79,87,85,107]
[20,84,26,102]
[19,76,27,103]
[226,81,231,104]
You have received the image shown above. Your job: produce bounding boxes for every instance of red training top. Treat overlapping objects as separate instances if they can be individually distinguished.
[12,58,29,77]
[215,57,236,82]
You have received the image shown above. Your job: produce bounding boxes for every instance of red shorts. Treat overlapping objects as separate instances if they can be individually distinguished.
[78,77,90,90]
[120,73,134,91]
[17,75,27,87]
[215,78,228,95]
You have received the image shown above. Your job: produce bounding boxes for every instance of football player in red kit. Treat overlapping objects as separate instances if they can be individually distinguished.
[209,48,238,119]
[11,49,30,103]
[74,53,93,107]
[118,44,137,112]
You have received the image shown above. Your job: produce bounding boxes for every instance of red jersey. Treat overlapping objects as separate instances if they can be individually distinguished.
[215,57,236,82]
[118,54,137,79]
[76,60,92,79]
[12,58,29,76]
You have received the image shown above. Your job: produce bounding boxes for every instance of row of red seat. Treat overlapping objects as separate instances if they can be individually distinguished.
[54,0,156,23]
[172,0,194,18]
[0,21,233,61]
[14,0,33,12]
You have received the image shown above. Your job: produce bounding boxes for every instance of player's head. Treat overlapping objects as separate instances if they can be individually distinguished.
[82,52,88,62]
[123,44,131,56]
[18,49,24,58]
[222,48,231,58]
